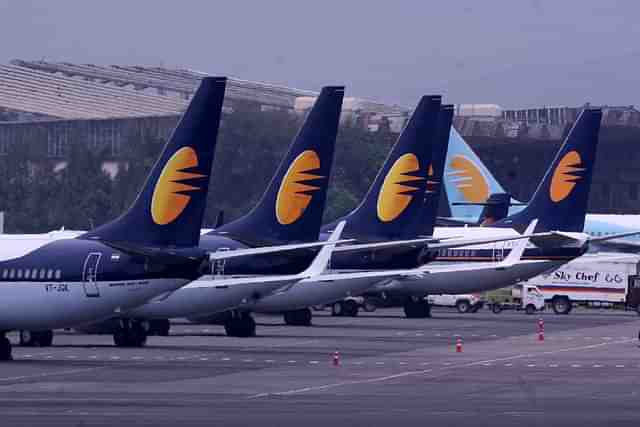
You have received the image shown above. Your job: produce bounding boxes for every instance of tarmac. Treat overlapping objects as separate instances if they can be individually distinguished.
[0,307,639,426]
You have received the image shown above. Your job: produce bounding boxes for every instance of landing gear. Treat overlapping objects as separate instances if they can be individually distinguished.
[331,300,359,317]
[283,308,312,326]
[19,330,53,347]
[403,298,431,318]
[0,334,11,361]
[224,312,256,337]
[113,320,148,347]
[148,319,171,336]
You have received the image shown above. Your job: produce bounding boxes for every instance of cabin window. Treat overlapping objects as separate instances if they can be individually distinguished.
[9,269,15,279]
[46,270,53,279]
[1,270,6,279]
[31,268,38,279]
[55,270,61,280]
[16,269,22,279]
[39,269,46,279]
[24,269,30,279]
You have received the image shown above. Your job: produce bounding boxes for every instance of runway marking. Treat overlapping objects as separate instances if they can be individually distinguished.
[375,362,385,365]
[242,359,254,363]
[309,361,319,365]
[0,367,105,383]
[504,363,513,367]
[593,364,603,368]
[287,360,297,364]
[110,356,120,360]
[420,362,430,366]
[549,364,559,368]
[571,364,581,368]
[248,337,635,398]
[199,358,208,361]
[265,360,275,363]
[527,364,535,367]
[221,357,230,361]
[132,356,144,360]
[616,365,625,368]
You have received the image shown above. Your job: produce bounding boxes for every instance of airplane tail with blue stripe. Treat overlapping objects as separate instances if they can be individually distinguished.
[494,108,602,232]
[81,77,227,248]
[420,104,454,236]
[444,127,523,221]
[330,95,442,240]
[216,86,344,243]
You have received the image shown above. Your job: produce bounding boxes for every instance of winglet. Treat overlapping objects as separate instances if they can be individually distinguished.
[499,219,537,267]
[300,220,346,277]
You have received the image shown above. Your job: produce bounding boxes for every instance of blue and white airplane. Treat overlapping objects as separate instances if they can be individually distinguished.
[442,117,640,249]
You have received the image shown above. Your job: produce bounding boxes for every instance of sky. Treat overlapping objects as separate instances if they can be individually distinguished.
[1,0,638,108]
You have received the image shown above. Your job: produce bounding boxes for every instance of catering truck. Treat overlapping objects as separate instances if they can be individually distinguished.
[519,253,640,314]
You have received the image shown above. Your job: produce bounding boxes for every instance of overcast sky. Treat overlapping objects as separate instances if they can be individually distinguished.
[1,0,638,108]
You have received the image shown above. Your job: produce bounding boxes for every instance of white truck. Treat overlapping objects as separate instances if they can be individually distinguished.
[519,253,640,314]
[427,293,484,313]
[489,284,546,315]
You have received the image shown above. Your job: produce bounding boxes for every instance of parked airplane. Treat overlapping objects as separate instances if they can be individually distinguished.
[0,77,226,359]
[260,108,639,320]
[442,110,640,249]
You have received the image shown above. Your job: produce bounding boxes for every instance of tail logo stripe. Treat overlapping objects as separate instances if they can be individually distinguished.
[550,150,584,202]
[276,150,324,225]
[377,153,424,222]
[447,154,489,203]
[151,147,206,225]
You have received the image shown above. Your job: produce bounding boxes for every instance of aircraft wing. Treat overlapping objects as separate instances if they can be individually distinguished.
[208,237,354,261]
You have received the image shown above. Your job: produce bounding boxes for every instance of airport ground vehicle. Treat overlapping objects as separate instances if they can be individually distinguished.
[519,253,640,314]
[489,284,545,315]
[427,293,484,313]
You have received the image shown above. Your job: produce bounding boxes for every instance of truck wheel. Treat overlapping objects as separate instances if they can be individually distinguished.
[552,297,571,315]
[456,300,471,314]
[525,304,536,315]
[492,304,502,314]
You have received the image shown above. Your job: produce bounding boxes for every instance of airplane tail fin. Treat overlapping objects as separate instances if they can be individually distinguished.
[340,95,442,240]
[218,86,344,243]
[444,127,522,220]
[81,77,227,247]
[420,104,454,236]
[495,108,602,232]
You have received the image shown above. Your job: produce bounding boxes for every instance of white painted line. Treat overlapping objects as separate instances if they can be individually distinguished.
[199,358,208,361]
[287,360,297,364]
[0,367,105,382]
[248,338,634,398]
[89,355,98,360]
[504,363,513,367]
[221,357,230,361]
[442,362,452,366]
[45,356,53,359]
[176,357,186,361]
[415,333,424,337]
[420,362,430,366]
[399,362,408,366]
[616,365,625,368]
[489,334,498,338]
[23,355,32,358]
[549,364,559,368]
[375,362,385,365]
[593,364,603,368]
[242,359,254,363]
[603,337,612,341]
[110,356,120,360]
[527,364,535,367]
[309,361,319,365]
[571,364,581,368]
[203,329,211,333]
[132,356,144,360]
